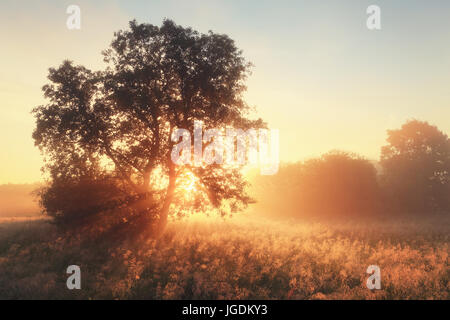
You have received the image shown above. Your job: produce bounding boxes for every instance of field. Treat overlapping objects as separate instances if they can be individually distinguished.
[0,215,448,300]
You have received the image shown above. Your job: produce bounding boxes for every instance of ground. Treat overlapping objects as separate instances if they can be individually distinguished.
[0,215,448,299]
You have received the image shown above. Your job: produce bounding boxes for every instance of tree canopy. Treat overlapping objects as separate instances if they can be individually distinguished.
[380,120,450,213]
[250,151,381,218]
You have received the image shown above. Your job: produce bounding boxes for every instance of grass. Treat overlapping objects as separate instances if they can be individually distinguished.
[0,215,448,299]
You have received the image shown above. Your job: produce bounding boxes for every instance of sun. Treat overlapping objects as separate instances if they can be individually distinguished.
[178,171,199,192]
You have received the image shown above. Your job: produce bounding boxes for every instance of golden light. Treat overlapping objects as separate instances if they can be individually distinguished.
[178,171,198,192]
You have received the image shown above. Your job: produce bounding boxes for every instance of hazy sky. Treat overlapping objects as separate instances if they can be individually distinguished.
[1,0,449,183]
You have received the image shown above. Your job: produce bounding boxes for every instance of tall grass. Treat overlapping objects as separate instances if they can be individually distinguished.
[0,215,448,299]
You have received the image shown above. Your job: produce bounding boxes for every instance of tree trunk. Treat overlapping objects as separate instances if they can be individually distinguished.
[155,162,176,236]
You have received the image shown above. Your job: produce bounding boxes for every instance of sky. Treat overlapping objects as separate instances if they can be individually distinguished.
[0,0,449,183]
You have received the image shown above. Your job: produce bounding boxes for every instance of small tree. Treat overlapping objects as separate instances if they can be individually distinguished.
[380,120,450,214]
[33,20,263,234]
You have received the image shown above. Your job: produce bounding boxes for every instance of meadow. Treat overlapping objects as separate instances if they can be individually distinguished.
[0,214,448,300]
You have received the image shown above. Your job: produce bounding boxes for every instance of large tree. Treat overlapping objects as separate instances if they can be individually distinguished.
[380,120,450,214]
[33,20,263,234]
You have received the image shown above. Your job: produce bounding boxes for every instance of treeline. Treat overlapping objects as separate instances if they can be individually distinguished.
[250,120,450,219]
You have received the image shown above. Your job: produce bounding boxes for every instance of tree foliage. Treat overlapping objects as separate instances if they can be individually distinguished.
[380,120,450,213]
[251,151,381,218]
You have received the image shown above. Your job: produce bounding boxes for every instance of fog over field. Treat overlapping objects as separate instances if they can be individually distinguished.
[0,215,448,300]
[0,181,448,300]
[0,184,41,218]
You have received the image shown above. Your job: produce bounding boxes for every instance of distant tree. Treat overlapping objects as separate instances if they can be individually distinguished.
[33,20,263,234]
[251,151,380,218]
[300,151,380,216]
[380,120,450,214]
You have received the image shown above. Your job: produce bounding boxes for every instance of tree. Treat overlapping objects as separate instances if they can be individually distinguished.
[380,120,450,214]
[250,151,380,218]
[300,151,380,216]
[33,20,263,235]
